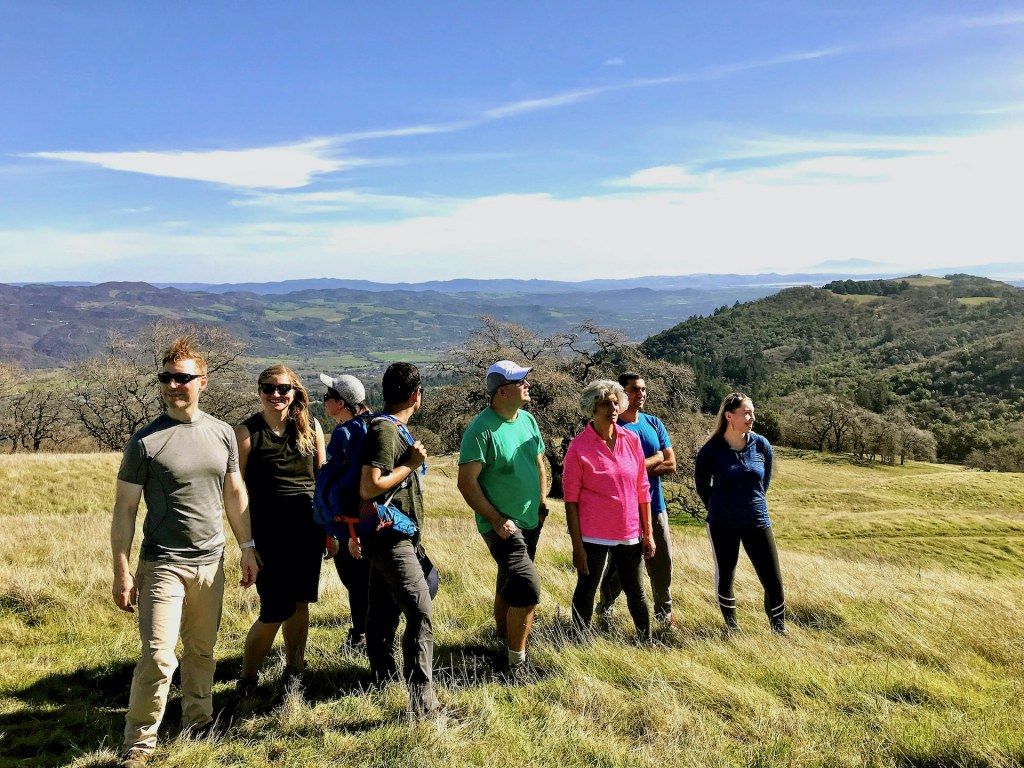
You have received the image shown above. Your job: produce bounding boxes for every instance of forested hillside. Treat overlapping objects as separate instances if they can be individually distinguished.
[641,275,1024,463]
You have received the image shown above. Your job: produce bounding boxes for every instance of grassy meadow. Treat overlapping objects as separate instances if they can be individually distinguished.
[1,450,1023,767]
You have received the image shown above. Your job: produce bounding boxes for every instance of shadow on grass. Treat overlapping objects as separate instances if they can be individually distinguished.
[0,635,549,766]
[788,603,846,631]
[0,660,135,768]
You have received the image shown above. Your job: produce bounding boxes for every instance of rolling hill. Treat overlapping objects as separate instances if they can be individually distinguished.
[641,274,1024,458]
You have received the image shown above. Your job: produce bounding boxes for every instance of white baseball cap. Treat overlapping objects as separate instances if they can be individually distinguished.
[485,360,532,396]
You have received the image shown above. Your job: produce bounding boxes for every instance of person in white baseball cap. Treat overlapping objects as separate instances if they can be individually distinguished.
[458,360,548,677]
[316,372,371,647]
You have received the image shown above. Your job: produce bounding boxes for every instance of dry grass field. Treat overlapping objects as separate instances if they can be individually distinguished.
[1,450,1022,767]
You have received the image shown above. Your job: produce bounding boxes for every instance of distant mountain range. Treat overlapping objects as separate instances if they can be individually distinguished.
[0,275,812,369]
[12,261,1022,294]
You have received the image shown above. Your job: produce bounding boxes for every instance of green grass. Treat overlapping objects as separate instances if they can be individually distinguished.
[901,276,951,287]
[956,296,1000,306]
[366,350,439,364]
[1,452,1022,767]
[828,293,881,304]
[771,449,1024,575]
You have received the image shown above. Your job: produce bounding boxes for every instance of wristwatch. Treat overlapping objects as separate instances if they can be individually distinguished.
[240,540,256,549]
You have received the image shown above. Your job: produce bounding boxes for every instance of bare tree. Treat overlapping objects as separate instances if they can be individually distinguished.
[0,360,23,450]
[426,316,697,499]
[70,322,251,450]
[7,389,73,452]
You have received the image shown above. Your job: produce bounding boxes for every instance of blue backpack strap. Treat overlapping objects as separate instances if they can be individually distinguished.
[372,413,428,476]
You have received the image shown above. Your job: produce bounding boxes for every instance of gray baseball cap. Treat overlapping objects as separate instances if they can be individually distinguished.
[319,373,366,406]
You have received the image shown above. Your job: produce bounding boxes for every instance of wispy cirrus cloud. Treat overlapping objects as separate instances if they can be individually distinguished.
[26,138,360,189]
[24,43,849,190]
[952,10,1024,29]
[485,47,848,119]
[229,189,455,215]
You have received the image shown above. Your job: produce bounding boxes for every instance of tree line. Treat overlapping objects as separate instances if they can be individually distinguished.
[1,316,1016,488]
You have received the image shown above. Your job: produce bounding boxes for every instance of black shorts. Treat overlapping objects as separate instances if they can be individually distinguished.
[481,517,543,608]
[253,499,324,624]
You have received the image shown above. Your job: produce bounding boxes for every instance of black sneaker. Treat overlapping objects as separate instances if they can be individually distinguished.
[770,619,789,636]
[344,629,366,649]
[723,614,740,636]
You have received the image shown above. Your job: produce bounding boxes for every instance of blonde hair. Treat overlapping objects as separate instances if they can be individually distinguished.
[579,379,627,417]
[712,392,752,438]
[258,365,315,456]
[161,335,207,374]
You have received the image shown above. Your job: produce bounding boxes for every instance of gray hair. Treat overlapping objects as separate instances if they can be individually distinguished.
[579,379,627,417]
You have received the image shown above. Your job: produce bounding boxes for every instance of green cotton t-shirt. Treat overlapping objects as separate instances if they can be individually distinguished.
[458,407,545,534]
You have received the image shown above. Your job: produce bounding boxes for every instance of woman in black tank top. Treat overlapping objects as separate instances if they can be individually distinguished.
[235,365,326,690]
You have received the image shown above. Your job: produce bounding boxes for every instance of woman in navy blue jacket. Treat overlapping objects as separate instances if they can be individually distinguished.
[694,392,786,634]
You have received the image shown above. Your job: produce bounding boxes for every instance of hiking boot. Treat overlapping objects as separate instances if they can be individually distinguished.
[281,665,305,690]
[344,629,366,649]
[771,619,789,636]
[182,719,215,740]
[235,676,258,698]
[507,660,538,685]
[119,749,151,768]
[656,612,678,629]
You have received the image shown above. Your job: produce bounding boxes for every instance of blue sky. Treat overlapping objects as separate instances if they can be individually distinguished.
[2,1,1023,283]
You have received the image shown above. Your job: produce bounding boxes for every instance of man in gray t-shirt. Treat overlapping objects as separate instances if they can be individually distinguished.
[111,338,258,768]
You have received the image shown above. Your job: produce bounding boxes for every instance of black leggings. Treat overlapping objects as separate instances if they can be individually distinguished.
[706,524,785,625]
[333,540,371,640]
[572,542,650,639]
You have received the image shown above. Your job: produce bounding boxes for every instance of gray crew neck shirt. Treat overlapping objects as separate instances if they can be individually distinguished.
[118,412,239,564]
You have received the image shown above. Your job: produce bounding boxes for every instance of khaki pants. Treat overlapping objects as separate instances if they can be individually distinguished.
[123,557,225,753]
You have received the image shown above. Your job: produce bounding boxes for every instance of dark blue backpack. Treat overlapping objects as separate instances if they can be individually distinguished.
[313,413,371,539]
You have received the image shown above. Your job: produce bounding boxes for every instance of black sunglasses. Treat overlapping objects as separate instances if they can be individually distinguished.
[157,372,202,385]
[259,383,293,396]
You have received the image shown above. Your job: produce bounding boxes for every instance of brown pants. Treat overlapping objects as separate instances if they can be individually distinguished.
[123,558,225,753]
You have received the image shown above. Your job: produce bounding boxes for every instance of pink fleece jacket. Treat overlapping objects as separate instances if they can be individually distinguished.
[563,423,651,541]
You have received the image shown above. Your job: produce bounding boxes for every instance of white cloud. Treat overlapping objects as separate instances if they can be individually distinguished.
[972,102,1024,116]
[609,165,708,189]
[229,189,453,215]
[604,58,624,66]
[6,126,1023,283]
[27,139,355,189]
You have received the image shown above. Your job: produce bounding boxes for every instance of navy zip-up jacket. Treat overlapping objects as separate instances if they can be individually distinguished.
[694,431,773,528]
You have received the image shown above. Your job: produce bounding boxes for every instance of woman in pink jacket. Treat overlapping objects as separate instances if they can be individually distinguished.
[564,379,655,640]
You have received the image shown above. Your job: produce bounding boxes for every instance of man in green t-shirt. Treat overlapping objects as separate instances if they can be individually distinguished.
[458,360,547,675]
